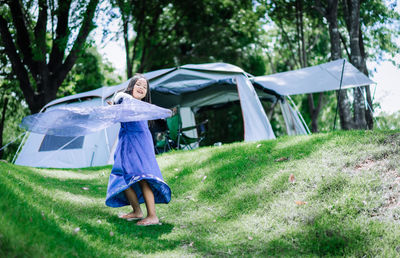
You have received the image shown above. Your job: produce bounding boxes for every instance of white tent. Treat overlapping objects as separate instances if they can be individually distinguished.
[14,63,278,168]
[252,59,375,135]
[253,59,375,96]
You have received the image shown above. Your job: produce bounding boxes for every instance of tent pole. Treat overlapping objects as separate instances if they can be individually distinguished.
[12,132,29,164]
[357,86,381,130]
[333,59,346,130]
[287,96,311,135]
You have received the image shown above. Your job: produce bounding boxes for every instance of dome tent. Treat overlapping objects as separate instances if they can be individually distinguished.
[14,63,278,168]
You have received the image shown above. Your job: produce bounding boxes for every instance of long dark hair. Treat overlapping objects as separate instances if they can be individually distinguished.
[124,73,155,127]
[124,73,152,104]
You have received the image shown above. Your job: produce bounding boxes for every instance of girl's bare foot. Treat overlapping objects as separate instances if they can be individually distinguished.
[136,216,159,226]
[119,211,143,220]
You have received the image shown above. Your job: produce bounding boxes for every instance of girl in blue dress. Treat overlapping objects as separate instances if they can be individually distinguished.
[105,74,171,226]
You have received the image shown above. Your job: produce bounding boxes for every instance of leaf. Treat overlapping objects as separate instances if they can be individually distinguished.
[275,157,288,162]
[288,174,295,183]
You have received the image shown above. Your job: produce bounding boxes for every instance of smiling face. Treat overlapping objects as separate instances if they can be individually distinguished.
[132,78,148,100]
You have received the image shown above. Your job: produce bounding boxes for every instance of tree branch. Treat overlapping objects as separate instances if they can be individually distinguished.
[48,0,72,72]
[54,0,99,90]
[339,32,351,62]
[7,0,39,77]
[34,0,49,93]
[0,14,35,109]
[276,20,300,68]
[34,0,48,60]
[313,0,327,17]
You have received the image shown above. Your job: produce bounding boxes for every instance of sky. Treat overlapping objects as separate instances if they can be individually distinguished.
[92,4,400,115]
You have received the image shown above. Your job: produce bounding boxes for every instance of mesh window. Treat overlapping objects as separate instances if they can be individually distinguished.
[39,135,84,152]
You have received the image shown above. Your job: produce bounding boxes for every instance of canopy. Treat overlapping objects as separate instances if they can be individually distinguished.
[253,59,375,96]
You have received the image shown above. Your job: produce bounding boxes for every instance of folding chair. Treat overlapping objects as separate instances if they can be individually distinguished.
[155,113,208,151]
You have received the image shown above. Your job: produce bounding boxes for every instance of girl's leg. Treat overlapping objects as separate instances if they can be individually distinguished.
[120,187,143,219]
[137,180,159,225]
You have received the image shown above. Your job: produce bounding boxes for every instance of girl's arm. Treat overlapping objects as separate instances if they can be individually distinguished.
[108,92,133,105]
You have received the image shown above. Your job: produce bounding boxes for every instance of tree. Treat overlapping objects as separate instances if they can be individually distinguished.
[113,0,268,76]
[0,45,29,160]
[264,0,331,132]
[0,0,100,113]
[340,0,400,129]
[260,0,399,132]
[58,46,122,98]
[314,0,354,130]
[343,0,367,129]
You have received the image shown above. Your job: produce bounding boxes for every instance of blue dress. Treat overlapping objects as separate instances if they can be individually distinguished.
[105,119,171,207]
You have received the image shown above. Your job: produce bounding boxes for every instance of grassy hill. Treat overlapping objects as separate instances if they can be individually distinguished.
[0,130,400,257]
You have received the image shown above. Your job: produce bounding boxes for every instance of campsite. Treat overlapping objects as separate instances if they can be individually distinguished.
[1,0,400,257]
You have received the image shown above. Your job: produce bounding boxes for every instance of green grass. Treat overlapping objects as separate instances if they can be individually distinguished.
[1,130,400,257]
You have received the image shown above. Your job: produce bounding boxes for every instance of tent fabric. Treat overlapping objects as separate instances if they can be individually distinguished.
[280,99,308,136]
[146,64,276,141]
[236,76,276,141]
[15,98,120,168]
[21,93,172,137]
[253,59,375,96]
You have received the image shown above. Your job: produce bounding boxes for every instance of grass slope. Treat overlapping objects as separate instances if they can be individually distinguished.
[1,130,400,257]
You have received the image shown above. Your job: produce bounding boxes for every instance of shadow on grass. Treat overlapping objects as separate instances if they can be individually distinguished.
[1,131,387,256]
[0,168,180,256]
[257,216,369,256]
[197,133,335,202]
[8,164,108,199]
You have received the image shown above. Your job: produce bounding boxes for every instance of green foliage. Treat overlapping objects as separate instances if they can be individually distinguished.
[376,111,400,130]
[358,0,400,63]
[1,131,400,256]
[0,46,29,161]
[0,83,29,161]
[113,0,269,75]
[292,92,338,132]
[58,47,122,98]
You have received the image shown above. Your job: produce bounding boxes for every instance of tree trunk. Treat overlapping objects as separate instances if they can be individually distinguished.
[122,15,132,79]
[345,0,367,129]
[0,0,99,114]
[0,96,8,159]
[297,0,321,132]
[359,27,374,129]
[307,93,324,132]
[321,0,353,130]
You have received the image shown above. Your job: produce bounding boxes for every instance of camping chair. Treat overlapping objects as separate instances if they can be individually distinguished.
[156,113,208,151]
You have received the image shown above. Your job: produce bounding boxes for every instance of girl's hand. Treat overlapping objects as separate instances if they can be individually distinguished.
[107,101,113,105]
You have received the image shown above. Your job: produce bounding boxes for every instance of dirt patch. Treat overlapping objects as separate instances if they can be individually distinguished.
[354,158,376,171]
[383,133,400,146]
[353,154,400,220]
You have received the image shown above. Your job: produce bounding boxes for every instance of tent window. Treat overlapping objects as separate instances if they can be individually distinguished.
[39,135,84,152]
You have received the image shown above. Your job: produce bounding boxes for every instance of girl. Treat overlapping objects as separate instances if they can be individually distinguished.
[105,74,171,226]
